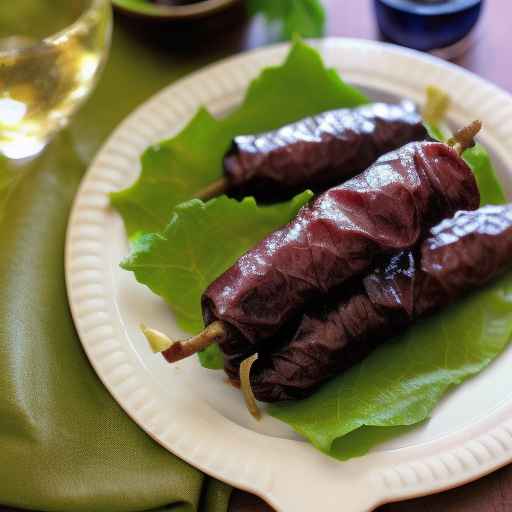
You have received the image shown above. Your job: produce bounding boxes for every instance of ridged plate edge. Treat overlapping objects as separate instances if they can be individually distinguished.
[66,38,512,512]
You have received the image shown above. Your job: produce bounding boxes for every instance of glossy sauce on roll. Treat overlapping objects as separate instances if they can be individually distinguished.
[224,101,428,200]
[249,204,512,401]
[203,141,479,374]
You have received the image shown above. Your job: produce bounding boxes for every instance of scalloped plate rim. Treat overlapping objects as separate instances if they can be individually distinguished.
[65,38,512,512]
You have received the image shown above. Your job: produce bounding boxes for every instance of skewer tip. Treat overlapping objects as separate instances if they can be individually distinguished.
[195,177,229,201]
[141,320,226,363]
[141,324,173,354]
[448,120,482,156]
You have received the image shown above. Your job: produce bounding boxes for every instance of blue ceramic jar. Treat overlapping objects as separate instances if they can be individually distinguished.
[374,0,483,53]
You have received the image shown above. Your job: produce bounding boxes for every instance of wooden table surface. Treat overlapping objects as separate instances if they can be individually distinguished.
[231,1,512,511]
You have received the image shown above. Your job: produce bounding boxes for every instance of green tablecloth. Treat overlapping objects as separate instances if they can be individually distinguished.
[0,16,240,512]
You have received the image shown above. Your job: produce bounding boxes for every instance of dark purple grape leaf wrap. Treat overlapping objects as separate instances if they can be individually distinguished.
[202,141,479,375]
[224,101,428,199]
[250,204,512,402]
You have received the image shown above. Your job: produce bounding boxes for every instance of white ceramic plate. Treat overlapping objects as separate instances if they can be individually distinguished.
[66,39,512,512]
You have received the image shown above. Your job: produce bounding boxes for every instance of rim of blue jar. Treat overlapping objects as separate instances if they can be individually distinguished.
[376,0,482,16]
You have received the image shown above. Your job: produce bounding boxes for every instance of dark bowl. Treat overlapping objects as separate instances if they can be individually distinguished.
[112,0,241,20]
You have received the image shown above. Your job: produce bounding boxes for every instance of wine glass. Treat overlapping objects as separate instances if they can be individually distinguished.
[0,0,112,159]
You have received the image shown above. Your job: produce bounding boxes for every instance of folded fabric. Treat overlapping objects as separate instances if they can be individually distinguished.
[0,21,232,512]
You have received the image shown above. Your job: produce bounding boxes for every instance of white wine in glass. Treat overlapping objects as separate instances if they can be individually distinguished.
[0,0,112,159]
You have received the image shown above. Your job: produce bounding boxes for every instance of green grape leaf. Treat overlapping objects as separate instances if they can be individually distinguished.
[122,190,313,335]
[117,41,511,457]
[267,138,509,459]
[269,272,512,458]
[110,40,367,237]
[247,0,326,39]
[464,144,506,206]
[197,344,224,371]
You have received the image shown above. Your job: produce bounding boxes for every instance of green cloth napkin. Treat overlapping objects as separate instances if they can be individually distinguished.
[0,17,238,512]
